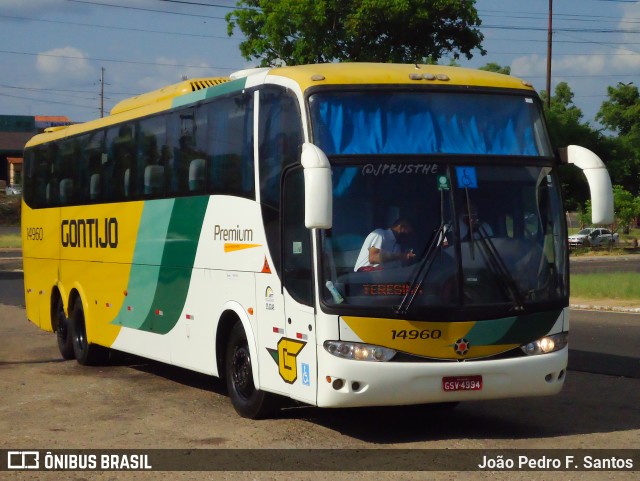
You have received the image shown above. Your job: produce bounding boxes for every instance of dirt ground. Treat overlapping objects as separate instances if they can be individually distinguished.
[1,301,639,481]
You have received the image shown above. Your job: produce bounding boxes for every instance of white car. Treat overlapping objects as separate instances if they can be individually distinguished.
[5,184,22,196]
[568,227,618,247]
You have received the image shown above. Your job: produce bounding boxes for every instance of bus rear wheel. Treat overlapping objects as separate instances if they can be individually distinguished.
[70,297,109,366]
[55,296,75,360]
[225,322,279,419]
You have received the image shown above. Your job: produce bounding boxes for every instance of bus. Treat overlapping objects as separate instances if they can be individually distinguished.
[22,63,613,419]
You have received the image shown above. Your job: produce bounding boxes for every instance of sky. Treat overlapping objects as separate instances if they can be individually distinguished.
[0,0,639,126]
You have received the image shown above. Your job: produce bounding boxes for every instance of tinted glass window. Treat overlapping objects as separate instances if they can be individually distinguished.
[23,90,257,208]
[259,87,303,208]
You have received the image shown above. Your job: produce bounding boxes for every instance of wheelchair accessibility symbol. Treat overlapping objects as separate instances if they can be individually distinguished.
[301,363,310,386]
[455,166,478,189]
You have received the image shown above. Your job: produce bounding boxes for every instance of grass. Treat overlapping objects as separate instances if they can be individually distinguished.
[0,193,21,248]
[570,272,640,301]
[0,232,21,248]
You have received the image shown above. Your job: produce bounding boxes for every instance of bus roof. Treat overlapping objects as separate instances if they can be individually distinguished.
[25,63,536,148]
[266,63,535,93]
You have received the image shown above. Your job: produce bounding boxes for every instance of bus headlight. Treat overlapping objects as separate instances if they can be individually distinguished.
[324,341,396,362]
[521,332,568,356]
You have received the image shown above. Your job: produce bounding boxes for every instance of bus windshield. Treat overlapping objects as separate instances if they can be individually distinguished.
[309,90,553,156]
[311,90,565,319]
[320,164,567,318]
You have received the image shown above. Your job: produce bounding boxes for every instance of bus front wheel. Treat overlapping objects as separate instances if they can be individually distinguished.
[225,322,279,419]
[70,297,109,366]
[55,296,75,360]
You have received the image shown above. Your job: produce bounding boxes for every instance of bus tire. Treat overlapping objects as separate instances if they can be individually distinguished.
[70,297,109,366]
[55,296,75,360]
[225,322,279,419]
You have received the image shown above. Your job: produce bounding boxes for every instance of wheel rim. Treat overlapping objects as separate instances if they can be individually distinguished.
[231,344,255,400]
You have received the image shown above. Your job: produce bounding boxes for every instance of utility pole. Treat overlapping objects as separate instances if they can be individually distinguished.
[546,0,553,109]
[100,67,105,118]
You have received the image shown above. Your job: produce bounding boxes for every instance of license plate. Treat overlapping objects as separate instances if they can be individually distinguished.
[442,375,483,392]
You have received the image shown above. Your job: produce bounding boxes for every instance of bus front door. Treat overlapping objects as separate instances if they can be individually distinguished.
[281,167,317,405]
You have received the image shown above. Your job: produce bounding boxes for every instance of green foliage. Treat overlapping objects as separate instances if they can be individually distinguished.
[478,62,510,75]
[544,82,606,210]
[596,83,640,196]
[596,83,640,140]
[226,0,485,66]
[577,201,592,228]
[0,195,20,225]
[612,185,640,233]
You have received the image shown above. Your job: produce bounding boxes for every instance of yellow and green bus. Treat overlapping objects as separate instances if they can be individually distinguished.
[22,63,613,418]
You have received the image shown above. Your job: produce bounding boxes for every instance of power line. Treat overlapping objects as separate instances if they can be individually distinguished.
[0,83,138,97]
[480,10,640,24]
[66,0,228,20]
[0,91,100,111]
[0,14,242,40]
[0,49,241,71]
[155,0,242,8]
[483,24,640,34]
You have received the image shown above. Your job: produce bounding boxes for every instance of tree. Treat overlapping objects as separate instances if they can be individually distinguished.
[479,62,510,75]
[596,83,640,196]
[597,83,640,140]
[543,82,607,210]
[612,185,640,234]
[577,200,592,229]
[226,0,485,67]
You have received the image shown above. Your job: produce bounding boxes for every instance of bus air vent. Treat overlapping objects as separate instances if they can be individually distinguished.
[189,79,227,91]
[110,77,230,116]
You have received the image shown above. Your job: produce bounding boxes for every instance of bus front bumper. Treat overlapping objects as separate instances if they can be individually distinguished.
[316,346,568,408]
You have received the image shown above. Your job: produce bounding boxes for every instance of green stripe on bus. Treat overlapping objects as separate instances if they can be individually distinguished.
[139,195,209,334]
[466,310,561,346]
[113,199,175,329]
[172,78,247,109]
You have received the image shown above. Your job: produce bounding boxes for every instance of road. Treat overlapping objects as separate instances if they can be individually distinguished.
[570,254,640,274]
[1,274,639,480]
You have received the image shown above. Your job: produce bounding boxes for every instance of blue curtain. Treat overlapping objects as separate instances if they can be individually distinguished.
[311,93,540,156]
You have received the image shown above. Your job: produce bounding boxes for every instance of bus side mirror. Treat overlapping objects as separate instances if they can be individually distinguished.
[301,143,332,229]
[559,145,614,225]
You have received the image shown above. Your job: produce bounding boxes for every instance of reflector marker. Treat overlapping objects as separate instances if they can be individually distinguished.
[127,306,133,311]
[105,303,111,308]
[273,327,284,334]
[186,314,194,320]
[155,309,164,316]
[296,333,308,340]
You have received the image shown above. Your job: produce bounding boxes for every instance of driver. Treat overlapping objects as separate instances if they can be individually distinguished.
[354,219,416,272]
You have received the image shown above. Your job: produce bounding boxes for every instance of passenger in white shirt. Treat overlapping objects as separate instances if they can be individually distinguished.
[354,219,417,272]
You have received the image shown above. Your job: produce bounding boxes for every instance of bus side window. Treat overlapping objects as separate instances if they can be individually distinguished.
[85,131,105,203]
[166,108,208,196]
[258,86,304,208]
[58,137,79,205]
[46,143,61,206]
[206,93,255,198]
[106,124,136,201]
[282,167,313,306]
[138,116,167,198]
[31,144,51,208]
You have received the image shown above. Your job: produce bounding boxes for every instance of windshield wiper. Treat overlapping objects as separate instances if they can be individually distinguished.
[396,223,448,315]
[473,225,525,311]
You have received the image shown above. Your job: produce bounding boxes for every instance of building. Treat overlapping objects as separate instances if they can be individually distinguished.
[0,114,73,189]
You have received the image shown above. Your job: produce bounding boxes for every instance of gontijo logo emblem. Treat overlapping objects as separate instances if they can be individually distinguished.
[267,338,306,384]
[213,224,261,252]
